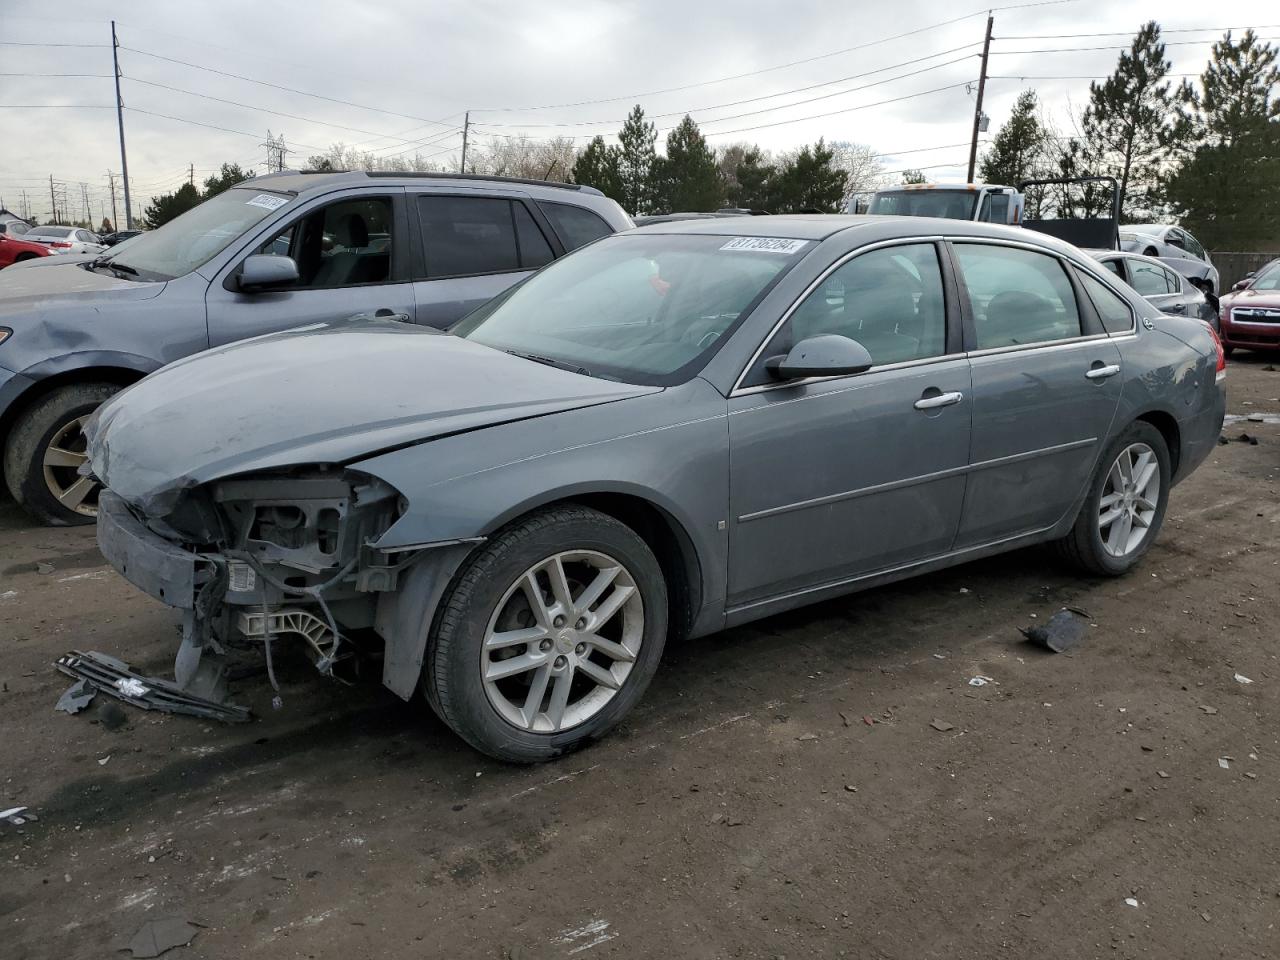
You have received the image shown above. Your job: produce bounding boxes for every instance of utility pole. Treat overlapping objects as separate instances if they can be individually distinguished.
[189,163,194,187]
[49,175,58,225]
[111,21,134,229]
[106,171,119,230]
[81,182,91,224]
[460,111,470,174]
[966,12,994,184]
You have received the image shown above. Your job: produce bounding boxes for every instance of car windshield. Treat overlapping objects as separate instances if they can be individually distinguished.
[100,188,292,281]
[27,226,73,238]
[1251,262,1280,291]
[453,233,808,385]
[869,190,978,220]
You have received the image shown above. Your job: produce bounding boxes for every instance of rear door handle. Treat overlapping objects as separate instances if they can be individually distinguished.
[914,391,964,410]
[1086,364,1121,380]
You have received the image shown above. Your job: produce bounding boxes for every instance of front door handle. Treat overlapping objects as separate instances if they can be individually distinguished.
[1086,364,1121,380]
[914,390,964,410]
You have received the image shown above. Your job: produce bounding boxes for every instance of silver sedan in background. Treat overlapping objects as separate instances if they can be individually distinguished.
[1090,250,1218,328]
[85,216,1226,762]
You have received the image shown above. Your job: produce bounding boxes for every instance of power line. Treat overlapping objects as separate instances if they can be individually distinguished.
[120,46,462,132]
[998,25,1280,39]
[989,37,1280,55]
[122,106,328,153]
[699,81,974,139]
[469,0,1082,114]
[0,41,109,48]
[0,72,113,78]
[474,46,980,129]
[0,104,113,109]
[123,75,469,147]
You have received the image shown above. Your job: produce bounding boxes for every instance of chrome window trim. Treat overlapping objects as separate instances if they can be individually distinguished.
[964,332,1113,360]
[729,236,949,397]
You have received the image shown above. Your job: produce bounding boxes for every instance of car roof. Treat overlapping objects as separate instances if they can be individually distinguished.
[234,170,604,198]
[628,213,1085,252]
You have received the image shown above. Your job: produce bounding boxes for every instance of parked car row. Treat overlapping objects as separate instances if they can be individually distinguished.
[1119,224,1220,305]
[0,176,1235,759]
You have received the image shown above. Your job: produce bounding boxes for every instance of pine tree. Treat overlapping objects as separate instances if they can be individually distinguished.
[772,139,848,212]
[1166,30,1280,250]
[1080,21,1181,221]
[202,163,252,198]
[652,116,723,212]
[900,169,928,185]
[571,136,625,206]
[616,105,658,215]
[142,182,202,229]
[979,90,1050,186]
[727,146,776,210]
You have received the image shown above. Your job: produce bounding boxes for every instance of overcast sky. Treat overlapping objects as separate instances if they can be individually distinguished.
[1,0,1273,223]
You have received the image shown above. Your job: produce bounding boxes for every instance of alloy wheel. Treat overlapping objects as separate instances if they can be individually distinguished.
[481,550,644,733]
[41,414,98,518]
[1097,442,1160,558]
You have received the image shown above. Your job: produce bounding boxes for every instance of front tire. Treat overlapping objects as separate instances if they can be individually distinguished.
[3,382,119,526]
[1055,422,1171,576]
[425,505,668,763]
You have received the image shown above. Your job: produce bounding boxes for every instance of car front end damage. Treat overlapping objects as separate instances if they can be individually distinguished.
[94,465,470,714]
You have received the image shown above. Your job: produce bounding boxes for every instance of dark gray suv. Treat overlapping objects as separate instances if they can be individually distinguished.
[0,171,631,525]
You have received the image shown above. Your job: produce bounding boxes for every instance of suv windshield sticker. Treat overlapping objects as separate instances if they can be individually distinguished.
[720,237,808,254]
[245,194,289,211]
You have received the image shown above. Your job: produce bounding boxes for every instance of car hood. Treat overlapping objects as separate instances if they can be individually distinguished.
[1224,287,1280,309]
[87,316,660,516]
[0,259,164,318]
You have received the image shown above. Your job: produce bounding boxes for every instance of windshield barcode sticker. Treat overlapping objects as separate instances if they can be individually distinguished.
[245,194,289,211]
[720,237,808,254]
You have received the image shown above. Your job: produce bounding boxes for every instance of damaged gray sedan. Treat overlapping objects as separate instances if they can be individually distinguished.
[86,217,1226,761]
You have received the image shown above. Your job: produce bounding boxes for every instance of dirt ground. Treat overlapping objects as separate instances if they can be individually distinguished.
[1,356,1278,960]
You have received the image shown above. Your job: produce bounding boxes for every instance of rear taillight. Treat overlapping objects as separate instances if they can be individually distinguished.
[1207,324,1226,378]
[48,241,72,248]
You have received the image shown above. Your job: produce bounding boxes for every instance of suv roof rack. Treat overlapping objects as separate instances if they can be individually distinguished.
[361,171,598,193]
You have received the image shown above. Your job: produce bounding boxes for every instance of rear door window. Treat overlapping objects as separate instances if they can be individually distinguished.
[417,196,556,277]
[1079,272,1135,335]
[954,243,1082,349]
[1129,260,1173,297]
[536,200,614,251]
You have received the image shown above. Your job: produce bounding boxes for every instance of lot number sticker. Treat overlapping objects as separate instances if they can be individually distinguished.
[720,236,808,254]
[245,194,289,211]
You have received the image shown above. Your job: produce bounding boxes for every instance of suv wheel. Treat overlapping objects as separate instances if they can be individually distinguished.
[4,383,119,526]
[1055,421,1170,576]
[424,505,668,763]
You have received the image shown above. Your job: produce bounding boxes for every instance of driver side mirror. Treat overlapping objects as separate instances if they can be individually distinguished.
[238,254,299,293]
[766,334,874,381]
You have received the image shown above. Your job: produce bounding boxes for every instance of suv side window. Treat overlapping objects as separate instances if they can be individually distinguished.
[1079,272,1135,335]
[417,196,553,277]
[955,243,1082,349]
[255,196,394,288]
[758,243,948,377]
[536,200,614,251]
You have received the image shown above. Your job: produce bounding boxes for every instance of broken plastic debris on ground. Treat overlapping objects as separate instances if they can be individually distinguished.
[1020,608,1091,653]
[128,917,201,958]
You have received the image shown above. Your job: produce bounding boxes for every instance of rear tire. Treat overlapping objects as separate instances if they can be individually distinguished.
[3,382,119,526]
[424,505,668,763]
[1055,421,1171,577]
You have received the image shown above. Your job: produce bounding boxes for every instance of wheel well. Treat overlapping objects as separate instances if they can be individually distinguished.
[0,367,144,461]
[564,492,702,643]
[1135,410,1181,476]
